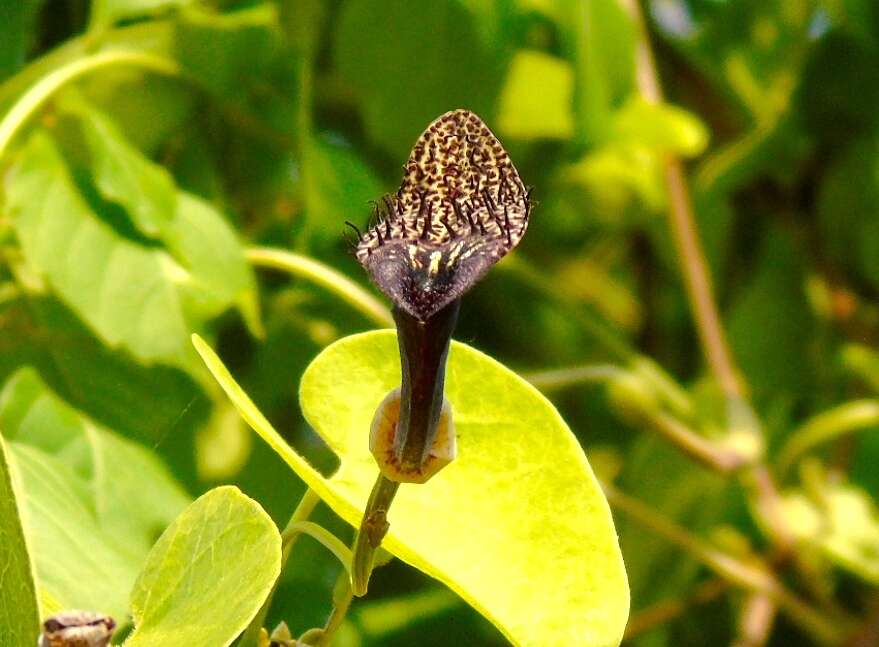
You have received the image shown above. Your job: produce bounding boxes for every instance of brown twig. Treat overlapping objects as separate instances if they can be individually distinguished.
[624,578,728,640]
[619,0,744,400]
[603,482,851,645]
[618,0,808,563]
[731,593,777,647]
[646,410,745,474]
[846,595,879,647]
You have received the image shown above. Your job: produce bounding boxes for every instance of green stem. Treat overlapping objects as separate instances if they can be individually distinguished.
[246,247,393,328]
[350,474,400,596]
[646,411,745,474]
[298,571,355,647]
[523,364,623,392]
[239,488,321,647]
[502,258,695,420]
[777,399,879,476]
[0,50,180,162]
[282,521,352,573]
[320,572,355,646]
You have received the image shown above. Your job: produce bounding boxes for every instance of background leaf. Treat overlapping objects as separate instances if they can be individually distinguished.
[91,0,194,29]
[125,485,281,647]
[567,0,636,145]
[4,121,259,373]
[5,130,195,372]
[302,135,384,250]
[70,103,262,335]
[334,0,503,158]
[497,50,575,140]
[0,368,190,621]
[0,0,43,82]
[781,482,879,584]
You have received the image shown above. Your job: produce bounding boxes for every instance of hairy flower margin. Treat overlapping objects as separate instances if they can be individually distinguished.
[351,109,533,322]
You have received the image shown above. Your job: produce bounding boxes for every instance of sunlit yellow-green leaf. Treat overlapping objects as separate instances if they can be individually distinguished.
[497,50,575,140]
[125,486,281,647]
[193,331,629,647]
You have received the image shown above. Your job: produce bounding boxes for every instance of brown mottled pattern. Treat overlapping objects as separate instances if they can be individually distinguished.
[39,611,115,647]
[354,110,532,320]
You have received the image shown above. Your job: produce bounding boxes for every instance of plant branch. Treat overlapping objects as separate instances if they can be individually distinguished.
[615,1,821,567]
[523,364,623,392]
[645,411,746,474]
[0,50,180,162]
[299,570,355,647]
[246,247,393,328]
[603,482,850,645]
[619,0,745,402]
[624,578,728,640]
[777,399,879,476]
[239,488,321,647]
[282,521,352,574]
[731,592,776,647]
[350,474,400,596]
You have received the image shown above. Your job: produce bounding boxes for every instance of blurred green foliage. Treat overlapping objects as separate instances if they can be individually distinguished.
[1,0,879,645]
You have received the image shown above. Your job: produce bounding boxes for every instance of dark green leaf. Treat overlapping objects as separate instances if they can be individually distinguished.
[335,0,503,158]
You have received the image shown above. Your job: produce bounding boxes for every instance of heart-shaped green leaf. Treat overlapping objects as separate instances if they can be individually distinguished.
[125,486,281,647]
[193,331,629,647]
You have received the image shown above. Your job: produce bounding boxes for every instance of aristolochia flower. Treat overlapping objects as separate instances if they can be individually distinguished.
[353,109,532,321]
[348,112,534,593]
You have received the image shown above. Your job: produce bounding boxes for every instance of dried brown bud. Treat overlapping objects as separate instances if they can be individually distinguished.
[39,610,115,647]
